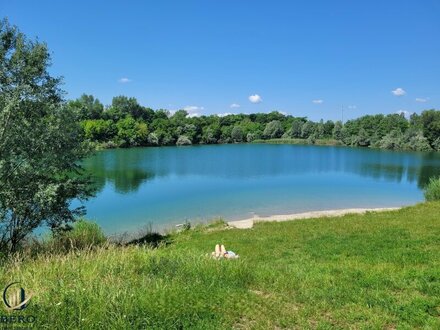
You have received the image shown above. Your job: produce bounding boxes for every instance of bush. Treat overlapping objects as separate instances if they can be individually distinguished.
[50,220,107,252]
[432,137,440,151]
[424,177,440,201]
[246,132,256,142]
[176,135,192,146]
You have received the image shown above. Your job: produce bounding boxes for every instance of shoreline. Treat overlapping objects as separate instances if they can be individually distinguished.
[227,207,402,229]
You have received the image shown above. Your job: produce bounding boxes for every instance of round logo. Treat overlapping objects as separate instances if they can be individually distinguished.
[2,282,33,311]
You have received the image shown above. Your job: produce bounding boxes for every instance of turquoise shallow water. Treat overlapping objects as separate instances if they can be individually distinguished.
[78,144,440,234]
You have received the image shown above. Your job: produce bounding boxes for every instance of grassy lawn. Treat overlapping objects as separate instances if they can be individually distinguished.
[1,202,439,329]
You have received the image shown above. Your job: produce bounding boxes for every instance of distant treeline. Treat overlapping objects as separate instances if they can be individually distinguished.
[69,94,440,152]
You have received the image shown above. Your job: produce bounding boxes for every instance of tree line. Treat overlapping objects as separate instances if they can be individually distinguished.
[70,94,440,152]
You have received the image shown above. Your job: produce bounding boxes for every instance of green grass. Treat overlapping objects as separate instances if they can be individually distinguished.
[1,203,439,329]
[253,138,343,146]
[424,177,440,201]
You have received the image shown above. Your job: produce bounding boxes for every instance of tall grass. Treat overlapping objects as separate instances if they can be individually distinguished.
[424,177,440,201]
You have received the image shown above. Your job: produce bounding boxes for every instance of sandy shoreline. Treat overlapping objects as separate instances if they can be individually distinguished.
[227,207,401,229]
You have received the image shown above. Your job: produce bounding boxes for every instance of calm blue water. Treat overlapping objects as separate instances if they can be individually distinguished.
[79,144,440,234]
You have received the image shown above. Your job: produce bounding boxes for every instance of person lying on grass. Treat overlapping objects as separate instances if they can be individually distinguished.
[211,244,239,259]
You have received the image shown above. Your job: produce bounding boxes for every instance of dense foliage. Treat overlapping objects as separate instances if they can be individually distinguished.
[0,20,93,252]
[70,94,440,152]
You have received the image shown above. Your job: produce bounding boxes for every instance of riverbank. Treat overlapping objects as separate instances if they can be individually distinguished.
[228,207,401,228]
[252,137,343,146]
[91,137,344,150]
[1,202,439,328]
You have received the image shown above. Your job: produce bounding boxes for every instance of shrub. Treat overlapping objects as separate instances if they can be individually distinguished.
[50,220,107,252]
[432,137,440,151]
[424,177,440,201]
[147,133,159,146]
[246,132,256,142]
[176,135,192,146]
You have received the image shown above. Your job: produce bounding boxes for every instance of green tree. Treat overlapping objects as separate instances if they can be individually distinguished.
[332,121,343,140]
[68,94,104,120]
[353,128,370,147]
[116,116,137,146]
[263,120,284,139]
[0,20,93,252]
[291,120,303,138]
[379,130,404,150]
[315,120,325,139]
[202,124,221,144]
[420,110,440,147]
[82,119,116,142]
[323,120,335,138]
[401,128,431,151]
[301,121,315,139]
[231,126,244,142]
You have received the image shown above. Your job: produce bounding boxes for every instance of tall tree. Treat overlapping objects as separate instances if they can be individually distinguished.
[0,20,93,252]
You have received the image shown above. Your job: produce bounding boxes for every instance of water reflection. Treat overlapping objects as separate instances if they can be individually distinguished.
[83,145,440,194]
[84,149,155,194]
[80,144,440,234]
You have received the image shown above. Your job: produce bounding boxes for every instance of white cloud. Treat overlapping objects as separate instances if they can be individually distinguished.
[396,110,410,117]
[216,112,233,117]
[348,105,357,109]
[230,103,241,108]
[183,105,204,112]
[249,94,262,104]
[392,88,406,96]
[118,77,132,83]
[415,97,428,103]
[183,105,204,117]
[312,99,323,104]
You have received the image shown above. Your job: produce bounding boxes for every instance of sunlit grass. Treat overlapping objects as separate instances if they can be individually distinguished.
[1,202,439,328]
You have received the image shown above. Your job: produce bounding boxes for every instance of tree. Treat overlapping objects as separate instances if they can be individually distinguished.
[231,126,244,142]
[315,120,325,139]
[420,110,440,147]
[402,129,431,151]
[0,20,93,252]
[291,120,303,138]
[202,124,221,144]
[109,96,145,120]
[68,94,104,120]
[116,116,137,146]
[379,130,404,150]
[263,120,284,139]
[323,120,335,138]
[301,121,315,139]
[332,121,343,140]
[82,119,116,142]
[353,128,370,147]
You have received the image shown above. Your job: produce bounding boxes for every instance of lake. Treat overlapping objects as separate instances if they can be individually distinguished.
[80,144,440,234]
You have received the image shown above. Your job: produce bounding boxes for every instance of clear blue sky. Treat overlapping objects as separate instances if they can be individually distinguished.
[2,0,439,121]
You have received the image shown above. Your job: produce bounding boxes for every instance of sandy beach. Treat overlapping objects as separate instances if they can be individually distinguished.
[227,207,402,229]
